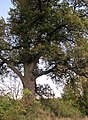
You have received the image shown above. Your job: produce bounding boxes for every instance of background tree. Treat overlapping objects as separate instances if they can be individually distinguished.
[62,76,81,101]
[0,0,88,99]
[0,78,22,99]
[62,76,88,115]
[79,77,88,115]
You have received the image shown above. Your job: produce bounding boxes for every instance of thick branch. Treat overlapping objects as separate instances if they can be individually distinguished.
[0,55,24,80]
[8,63,24,80]
[29,54,40,72]
[36,65,56,77]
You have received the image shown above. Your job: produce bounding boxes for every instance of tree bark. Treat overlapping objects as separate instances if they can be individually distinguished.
[22,62,37,100]
[22,73,36,99]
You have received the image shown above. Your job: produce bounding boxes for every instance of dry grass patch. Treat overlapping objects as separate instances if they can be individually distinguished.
[55,117,88,120]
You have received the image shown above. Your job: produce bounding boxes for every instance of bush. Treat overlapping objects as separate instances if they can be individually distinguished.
[0,95,53,120]
[0,95,83,120]
[41,98,82,118]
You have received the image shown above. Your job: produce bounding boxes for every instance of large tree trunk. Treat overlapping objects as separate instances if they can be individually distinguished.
[21,62,37,100]
[22,73,36,99]
[6,58,38,100]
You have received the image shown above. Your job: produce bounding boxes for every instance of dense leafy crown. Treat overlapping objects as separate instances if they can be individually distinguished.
[0,0,88,83]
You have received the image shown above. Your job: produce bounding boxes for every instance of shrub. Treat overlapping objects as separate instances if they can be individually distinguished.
[0,95,83,120]
[41,98,82,118]
[0,95,53,120]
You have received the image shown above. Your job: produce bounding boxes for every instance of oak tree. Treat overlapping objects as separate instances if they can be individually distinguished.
[0,0,88,98]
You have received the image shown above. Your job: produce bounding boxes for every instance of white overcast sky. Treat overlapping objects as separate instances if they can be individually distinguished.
[0,0,63,97]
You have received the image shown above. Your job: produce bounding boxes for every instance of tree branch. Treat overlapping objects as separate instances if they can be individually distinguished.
[36,65,56,77]
[8,63,24,80]
[38,0,42,12]
[29,54,41,72]
[0,45,23,51]
[47,23,66,39]
[0,55,24,80]
[71,68,88,78]
[66,63,88,78]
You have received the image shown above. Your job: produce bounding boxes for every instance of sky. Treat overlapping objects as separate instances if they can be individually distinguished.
[0,0,12,20]
[0,0,63,97]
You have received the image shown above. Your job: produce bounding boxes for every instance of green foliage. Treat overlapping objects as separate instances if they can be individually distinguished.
[0,94,84,120]
[41,98,81,118]
[78,78,88,115]
[0,1,88,119]
[0,0,88,75]
[0,0,88,104]
[0,95,12,119]
[23,88,32,96]
[0,94,50,120]
[62,76,88,116]
[0,95,26,120]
